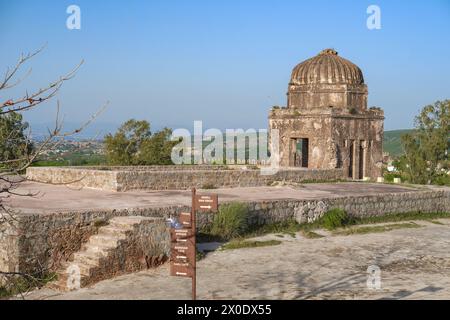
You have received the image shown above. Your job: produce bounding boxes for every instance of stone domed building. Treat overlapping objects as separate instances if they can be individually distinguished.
[269,49,384,179]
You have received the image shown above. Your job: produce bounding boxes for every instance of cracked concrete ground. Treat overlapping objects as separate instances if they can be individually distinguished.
[25,219,450,300]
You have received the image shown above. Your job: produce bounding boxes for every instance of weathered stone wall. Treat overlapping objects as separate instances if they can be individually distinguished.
[2,189,449,276]
[288,83,368,111]
[26,166,346,191]
[244,190,450,225]
[0,219,19,275]
[269,107,384,179]
[332,113,384,180]
[26,167,118,191]
[269,110,334,168]
[115,167,345,191]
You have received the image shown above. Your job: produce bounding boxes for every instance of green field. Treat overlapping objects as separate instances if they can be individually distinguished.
[32,154,107,167]
[383,129,414,157]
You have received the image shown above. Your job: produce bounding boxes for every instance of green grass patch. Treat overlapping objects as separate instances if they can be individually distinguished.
[199,219,304,242]
[333,222,421,236]
[0,272,57,299]
[201,183,217,190]
[221,240,282,250]
[246,220,303,237]
[318,208,350,230]
[427,220,445,225]
[297,211,450,234]
[301,230,324,239]
[196,249,206,261]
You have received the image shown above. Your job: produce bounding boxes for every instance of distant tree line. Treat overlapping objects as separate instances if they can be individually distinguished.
[103,119,177,165]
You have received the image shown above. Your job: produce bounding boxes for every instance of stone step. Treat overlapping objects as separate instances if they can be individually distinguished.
[109,216,156,229]
[83,245,110,257]
[73,251,102,266]
[88,234,124,247]
[109,217,140,227]
[100,226,131,237]
[80,241,116,252]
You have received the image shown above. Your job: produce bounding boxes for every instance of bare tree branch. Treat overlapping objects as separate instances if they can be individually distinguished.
[0,45,108,298]
[0,60,84,115]
[0,43,46,91]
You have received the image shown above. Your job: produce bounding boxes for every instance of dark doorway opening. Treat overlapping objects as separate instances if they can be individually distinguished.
[295,138,309,168]
[358,141,365,179]
[348,140,354,178]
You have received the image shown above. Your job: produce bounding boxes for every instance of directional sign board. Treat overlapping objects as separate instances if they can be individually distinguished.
[170,189,219,300]
[178,212,192,229]
[194,194,218,212]
[170,261,194,278]
[170,228,195,277]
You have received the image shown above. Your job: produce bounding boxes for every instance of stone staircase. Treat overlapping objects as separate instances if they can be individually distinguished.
[50,216,170,291]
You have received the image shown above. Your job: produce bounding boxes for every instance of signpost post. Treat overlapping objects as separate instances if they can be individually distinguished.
[191,188,196,301]
[170,188,218,300]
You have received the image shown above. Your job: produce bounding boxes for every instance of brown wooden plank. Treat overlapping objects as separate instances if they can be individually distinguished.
[178,212,192,228]
[170,262,193,278]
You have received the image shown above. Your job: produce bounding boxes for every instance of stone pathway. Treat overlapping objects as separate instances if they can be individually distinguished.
[26,219,450,300]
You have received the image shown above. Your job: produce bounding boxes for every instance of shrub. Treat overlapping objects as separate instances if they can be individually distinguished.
[210,202,249,240]
[319,208,350,230]
[383,172,403,183]
[433,173,450,186]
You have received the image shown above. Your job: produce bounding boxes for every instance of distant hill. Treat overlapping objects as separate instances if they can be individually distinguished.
[383,129,414,157]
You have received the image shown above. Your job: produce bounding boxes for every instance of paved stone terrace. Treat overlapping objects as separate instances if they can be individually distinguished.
[4,181,420,215]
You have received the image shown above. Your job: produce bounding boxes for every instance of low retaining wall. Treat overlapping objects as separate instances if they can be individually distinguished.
[1,206,183,275]
[26,166,346,191]
[1,189,449,276]
[26,167,118,191]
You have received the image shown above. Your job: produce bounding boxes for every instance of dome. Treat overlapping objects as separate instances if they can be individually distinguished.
[290,49,364,85]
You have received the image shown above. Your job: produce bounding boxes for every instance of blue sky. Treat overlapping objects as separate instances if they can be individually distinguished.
[0,0,449,133]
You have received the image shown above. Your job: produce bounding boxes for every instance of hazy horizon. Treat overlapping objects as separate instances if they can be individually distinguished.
[1,0,449,132]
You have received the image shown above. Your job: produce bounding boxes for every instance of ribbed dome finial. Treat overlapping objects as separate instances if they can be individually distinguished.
[319,48,338,55]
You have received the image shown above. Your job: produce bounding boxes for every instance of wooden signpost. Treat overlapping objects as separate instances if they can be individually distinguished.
[170,188,218,300]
